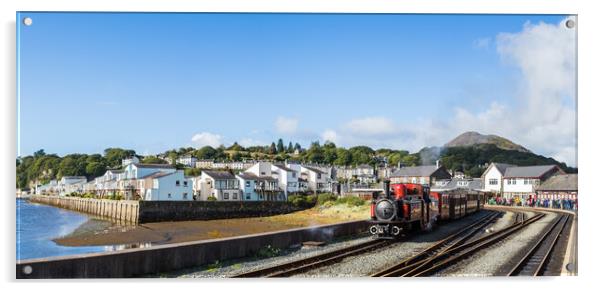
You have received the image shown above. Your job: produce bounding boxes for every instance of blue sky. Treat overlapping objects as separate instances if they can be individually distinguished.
[17,13,576,165]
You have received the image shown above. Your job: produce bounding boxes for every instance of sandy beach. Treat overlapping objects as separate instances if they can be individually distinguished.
[54,204,369,247]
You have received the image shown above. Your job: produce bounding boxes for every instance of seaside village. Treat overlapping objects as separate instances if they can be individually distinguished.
[32,155,578,210]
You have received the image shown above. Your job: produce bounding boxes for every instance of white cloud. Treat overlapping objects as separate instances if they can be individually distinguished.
[321,129,338,143]
[319,18,577,166]
[343,117,399,137]
[191,132,223,148]
[275,116,299,135]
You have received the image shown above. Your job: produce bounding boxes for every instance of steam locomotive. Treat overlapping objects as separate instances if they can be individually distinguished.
[369,181,485,238]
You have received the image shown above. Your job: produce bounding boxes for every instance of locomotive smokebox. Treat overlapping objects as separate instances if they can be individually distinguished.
[384,180,391,198]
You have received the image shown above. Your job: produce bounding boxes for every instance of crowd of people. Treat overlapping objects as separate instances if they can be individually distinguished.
[488,196,577,211]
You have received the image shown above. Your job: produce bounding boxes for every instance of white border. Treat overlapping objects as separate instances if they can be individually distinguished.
[2,1,601,291]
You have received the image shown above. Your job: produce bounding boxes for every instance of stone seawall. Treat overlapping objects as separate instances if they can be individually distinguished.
[17,220,370,278]
[28,196,308,224]
[138,200,306,223]
[29,195,140,224]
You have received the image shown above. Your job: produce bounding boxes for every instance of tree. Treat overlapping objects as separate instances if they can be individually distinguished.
[193,146,217,160]
[335,148,352,166]
[287,142,294,153]
[305,141,324,163]
[228,142,244,151]
[33,149,46,159]
[277,139,285,153]
[104,148,136,168]
[85,162,107,178]
[142,156,168,164]
[294,143,302,151]
[269,142,277,155]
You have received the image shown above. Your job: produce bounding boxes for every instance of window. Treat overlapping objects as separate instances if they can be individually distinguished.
[224,193,229,200]
[246,181,251,187]
[489,179,498,185]
[511,178,517,185]
[524,179,531,185]
[176,180,180,186]
[261,172,266,175]
[168,193,172,198]
[183,193,188,199]
[246,193,251,200]
[233,193,238,199]
[292,172,296,178]
[183,181,188,187]
[259,193,264,200]
[317,173,322,179]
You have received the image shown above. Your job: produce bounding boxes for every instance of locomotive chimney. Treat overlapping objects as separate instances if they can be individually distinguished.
[383,180,391,198]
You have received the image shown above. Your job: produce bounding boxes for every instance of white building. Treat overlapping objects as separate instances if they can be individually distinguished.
[481,163,515,194]
[176,155,198,168]
[122,156,140,167]
[502,165,564,199]
[236,172,282,201]
[57,176,88,196]
[299,165,329,193]
[138,170,192,201]
[193,170,240,201]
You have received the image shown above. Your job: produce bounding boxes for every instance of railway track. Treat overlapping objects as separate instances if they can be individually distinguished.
[507,214,570,276]
[233,211,499,278]
[371,211,501,277]
[373,211,545,277]
[231,237,393,277]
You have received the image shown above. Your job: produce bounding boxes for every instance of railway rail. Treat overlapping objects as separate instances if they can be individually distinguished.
[233,211,500,278]
[231,237,392,277]
[373,211,545,277]
[507,214,570,276]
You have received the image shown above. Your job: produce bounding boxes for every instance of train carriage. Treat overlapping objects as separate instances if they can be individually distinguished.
[369,181,484,238]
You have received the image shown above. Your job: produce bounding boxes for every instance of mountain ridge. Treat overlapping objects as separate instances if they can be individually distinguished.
[444,131,531,153]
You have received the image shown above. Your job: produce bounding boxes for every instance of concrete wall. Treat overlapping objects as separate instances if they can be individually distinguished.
[138,201,306,223]
[29,195,139,224]
[16,220,369,278]
[29,196,309,224]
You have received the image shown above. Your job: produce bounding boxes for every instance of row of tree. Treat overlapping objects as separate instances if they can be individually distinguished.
[17,140,577,190]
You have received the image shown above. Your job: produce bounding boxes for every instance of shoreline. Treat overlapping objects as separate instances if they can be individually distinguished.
[53,204,370,247]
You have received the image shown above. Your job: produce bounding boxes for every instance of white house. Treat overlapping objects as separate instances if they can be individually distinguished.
[236,172,282,201]
[57,176,88,196]
[481,163,516,194]
[35,179,58,195]
[122,156,140,167]
[176,155,197,168]
[119,163,176,199]
[502,165,564,199]
[193,170,240,201]
[138,170,192,201]
[299,165,329,193]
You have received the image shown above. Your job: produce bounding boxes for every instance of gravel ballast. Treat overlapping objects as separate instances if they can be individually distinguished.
[294,210,497,278]
[439,211,559,277]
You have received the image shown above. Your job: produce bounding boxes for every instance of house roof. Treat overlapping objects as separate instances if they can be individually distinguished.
[203,170,236,180]
[237,172,258,180]
[139,171,174,179]
[107,170,124,174]
[302,166,326,174]
[536,174,577,191]
[432,178,483,191]
[391,165,441,177]
[62,176,86,179]
[133,163,174,169]
[503,165,560,178]
[493,163,516,175]
[273,164,294,172]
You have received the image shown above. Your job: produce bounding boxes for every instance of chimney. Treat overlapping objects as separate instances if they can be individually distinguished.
[436,159,441,168]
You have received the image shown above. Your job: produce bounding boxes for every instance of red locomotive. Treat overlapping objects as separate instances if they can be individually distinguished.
[369,180,485,238]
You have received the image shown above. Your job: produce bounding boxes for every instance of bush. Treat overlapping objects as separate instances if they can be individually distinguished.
[287,194,317,208]
[207,196,217,201]
[255,245,281,259]
[317,193,337,205]
[334,196,366,207]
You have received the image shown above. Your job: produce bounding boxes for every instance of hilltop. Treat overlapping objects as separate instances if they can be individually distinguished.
[444,131,531,153]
